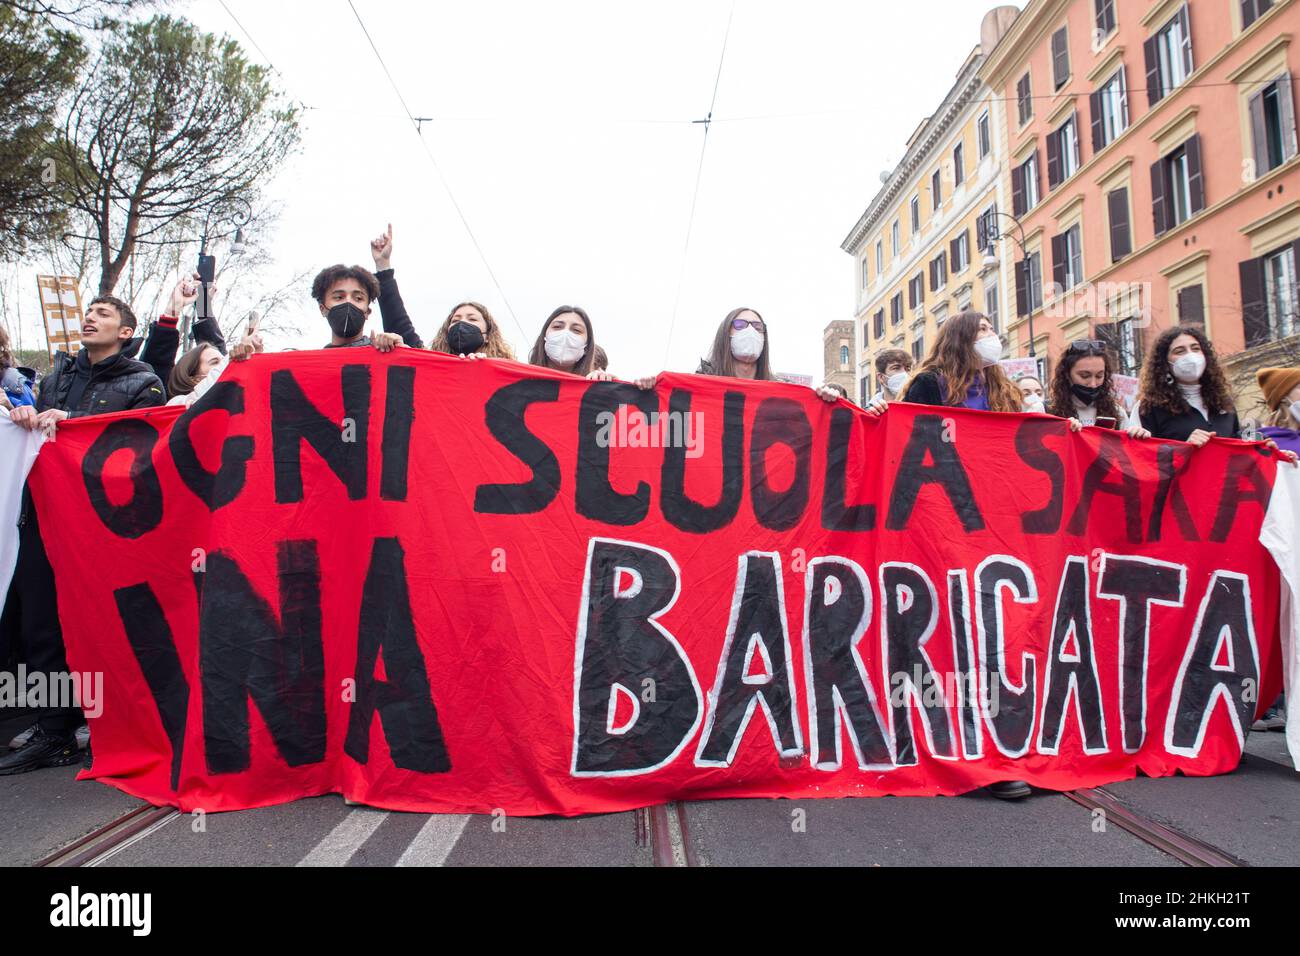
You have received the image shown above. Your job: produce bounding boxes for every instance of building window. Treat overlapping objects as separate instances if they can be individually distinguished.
[909,272,925,311]
[876,240,884,274]
[1048,113,1080,189]
[1106,186,1132,262]
[910,196,921,234]
[1145,5,1193,106]
[874,308,885,340]
[951,231,970,274]
[1114,318,1142,375]
[1151,135,1204,235]
[1017,72,1033,125]
[892,220,900,259]
[952,142,964,187]
[1013,151,1040,216]
[1264,246,1298,338]
[911,335,925,363]
[976,202,998,253]
[862,257,869,289]
[1016,251,1043,315]
[1240,241,1300,346]
[1242,0,1274,30]
[931,169,943,212]
[1051,27,1070,91]
[978,111,991,159]
[840,345,850,367]
[1176,284,1205,327]
[985,282,1000,332]
[891,293,903,326]
[1091,67,1129,152]
[930,251,948,292]
[1095,0,1116,36]
[1248,75,1298,177]
[1052,224,1084,292]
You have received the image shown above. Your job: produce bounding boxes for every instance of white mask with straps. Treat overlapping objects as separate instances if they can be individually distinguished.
[544,329,587,366]
[730,326,765,362]
[974,334,1002,367]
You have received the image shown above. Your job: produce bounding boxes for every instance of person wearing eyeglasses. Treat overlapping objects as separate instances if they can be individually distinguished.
[1047,340,1150,439]
[1137,326,1296,463]
[1015,374,1046,414]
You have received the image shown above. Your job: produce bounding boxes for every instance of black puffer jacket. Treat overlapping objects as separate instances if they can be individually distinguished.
[36,339,166,418]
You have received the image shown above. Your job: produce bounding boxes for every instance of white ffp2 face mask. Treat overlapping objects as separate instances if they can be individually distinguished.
[1171,352,1206,384]
[544,329,587,366]
[730,326,765,362]
[974,335,1002,367]
[1023,393,1045,413]
[886,372,909,396]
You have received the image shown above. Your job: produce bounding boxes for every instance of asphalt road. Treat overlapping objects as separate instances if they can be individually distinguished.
[2,719,1294,868]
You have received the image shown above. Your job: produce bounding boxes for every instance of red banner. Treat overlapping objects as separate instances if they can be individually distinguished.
[27,350,1284,815]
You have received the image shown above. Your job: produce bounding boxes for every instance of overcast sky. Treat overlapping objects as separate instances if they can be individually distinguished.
[14,0,1017,379]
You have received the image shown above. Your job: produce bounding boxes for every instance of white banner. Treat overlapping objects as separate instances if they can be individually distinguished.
[0,411,45,600]
[1261,463,1300,770]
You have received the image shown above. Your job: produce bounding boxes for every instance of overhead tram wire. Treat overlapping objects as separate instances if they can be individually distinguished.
[662,0,736,370]
[344,0,525,339]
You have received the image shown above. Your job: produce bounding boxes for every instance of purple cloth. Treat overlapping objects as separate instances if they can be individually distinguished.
[1261,425,1300,455]
[938,374,991,411]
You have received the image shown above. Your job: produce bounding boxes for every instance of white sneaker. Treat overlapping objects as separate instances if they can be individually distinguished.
[75,724,90,750]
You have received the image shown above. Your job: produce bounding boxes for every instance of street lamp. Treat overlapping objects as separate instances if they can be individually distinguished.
[979,210,1037,359]
[190,198,253,347]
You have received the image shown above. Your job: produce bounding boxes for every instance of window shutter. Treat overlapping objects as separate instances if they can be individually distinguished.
[1047,130,1062,190]
[1185,134,1205,215]
[1240,0,1255,30]
[1050,233,1067,292]
[1176,285,1205,326]
[1151,159,1168,236]
[1278,73,1298,162]
[1030,149,1042,200]
[976,211,989,251]
[950,236,961,271]
[1011,162,1026,217]
[1144,35,1162,106]
[1089,90,1104,153]
[1248,89,1268,172]
[1119,66,1129,127]
[1015,259,1029,317]
[929,259,937,292]
[1177,4,1193,78]
[1107,187,1132,261]
[1051,28,1070,90]
[1238,257,1268,346]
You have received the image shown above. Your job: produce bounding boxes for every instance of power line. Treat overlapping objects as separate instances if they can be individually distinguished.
[215,0,314,112]
[344,0,525,338]
[662,0,736,369]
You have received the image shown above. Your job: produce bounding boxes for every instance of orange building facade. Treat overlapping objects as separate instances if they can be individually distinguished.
[980,0,1300,409]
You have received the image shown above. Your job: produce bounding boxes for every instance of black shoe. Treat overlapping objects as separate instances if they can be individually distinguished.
[81,737,93,770]
[0,728,80,776]
[987,780,1031,800]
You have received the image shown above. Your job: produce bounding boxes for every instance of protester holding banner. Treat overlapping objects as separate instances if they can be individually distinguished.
[1046,340,1150,438]
[429,303,517,361]
[695,307,774,380]
[873,348,913,403]
[0,326,34,411]
[166,328,265,407]
[302,264,403,354]
[900,311,1022,413]
[1137,327,1296,461]
[1258,366,1300,456]
[1015,374,1045,413]
[140,273,228,399]
[528,305,610,380]
[0,294,166,776]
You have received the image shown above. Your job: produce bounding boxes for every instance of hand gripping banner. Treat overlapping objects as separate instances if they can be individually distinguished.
[23,350,1289,814]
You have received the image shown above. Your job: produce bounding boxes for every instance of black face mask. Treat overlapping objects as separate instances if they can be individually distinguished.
[446,321,485,355]
[327,303,366,339]
[1071,382,1106,406]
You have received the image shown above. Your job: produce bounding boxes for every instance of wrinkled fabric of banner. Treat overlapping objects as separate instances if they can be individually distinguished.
[23,350,1291,814]
[0,411,43,599]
